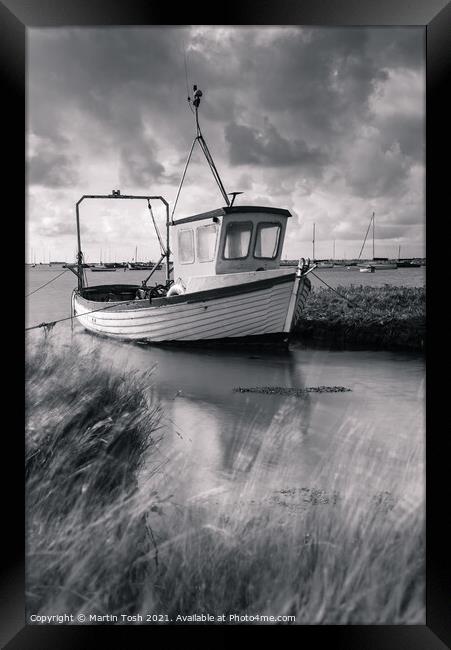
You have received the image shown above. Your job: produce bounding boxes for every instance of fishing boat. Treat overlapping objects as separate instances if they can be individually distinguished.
[70,86,314,347]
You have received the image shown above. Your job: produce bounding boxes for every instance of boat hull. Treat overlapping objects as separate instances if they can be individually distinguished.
[73,272,311,346]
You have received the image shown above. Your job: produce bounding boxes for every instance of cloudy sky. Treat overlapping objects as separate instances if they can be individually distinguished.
[27,26,425,263]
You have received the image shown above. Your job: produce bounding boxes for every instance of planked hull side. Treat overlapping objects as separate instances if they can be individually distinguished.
[292,275,312,330]
[73,274,311,344]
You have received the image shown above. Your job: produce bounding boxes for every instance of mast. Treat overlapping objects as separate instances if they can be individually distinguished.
[333,239,335,261]
[372,211,375,260]
[74,201,84,289]
[358,212,374,261]
[172,85,230,221]
[312,223,316,261]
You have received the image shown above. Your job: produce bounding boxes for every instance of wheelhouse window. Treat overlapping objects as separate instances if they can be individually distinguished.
[196,224,218,262]
[223,221,253,259]
[254,223,281,259]
[178,228,195,264]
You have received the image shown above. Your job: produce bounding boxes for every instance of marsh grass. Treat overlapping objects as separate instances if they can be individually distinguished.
[296,285,425,351]
[149,418,424,624]
[26,336,162,614]
[26,335,425,624]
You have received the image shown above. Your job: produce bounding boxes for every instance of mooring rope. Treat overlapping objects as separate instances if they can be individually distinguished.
[25,296,141,333]
[310,271,357,308]
[25,269,68,298]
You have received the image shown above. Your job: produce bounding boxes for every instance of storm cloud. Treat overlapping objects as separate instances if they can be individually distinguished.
[225,119,328,173]
[28,150,79,187]
[27,26,425,261]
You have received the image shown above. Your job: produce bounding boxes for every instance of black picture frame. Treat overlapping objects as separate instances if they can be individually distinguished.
[3,1,449,647]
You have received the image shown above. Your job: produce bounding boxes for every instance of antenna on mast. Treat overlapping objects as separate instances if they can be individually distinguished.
[184,50,195,114]
[228,191,243,207]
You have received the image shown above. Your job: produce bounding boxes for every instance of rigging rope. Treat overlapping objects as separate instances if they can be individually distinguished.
[171,137,197,219]
[147,200,166,255]
[25,269,68,297]
[197,135,230,206]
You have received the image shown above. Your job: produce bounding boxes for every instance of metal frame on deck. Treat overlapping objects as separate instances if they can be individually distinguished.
[71,192,171,290]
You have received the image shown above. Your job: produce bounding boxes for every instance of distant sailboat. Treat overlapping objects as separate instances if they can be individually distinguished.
[358,213,397,270]
[91,247,117,271]
[91,265,117,272]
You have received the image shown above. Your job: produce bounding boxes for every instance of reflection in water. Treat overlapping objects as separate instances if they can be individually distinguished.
[133,345,313,500]
[86,335,423,507]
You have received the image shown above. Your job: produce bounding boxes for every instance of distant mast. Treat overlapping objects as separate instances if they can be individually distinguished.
[372,211,375,260]
[357,212,375,261]
[312,223,316,261]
